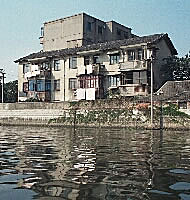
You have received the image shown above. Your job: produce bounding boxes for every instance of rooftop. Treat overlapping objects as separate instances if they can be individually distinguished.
[15,33,177,63]
[156,80,190,101]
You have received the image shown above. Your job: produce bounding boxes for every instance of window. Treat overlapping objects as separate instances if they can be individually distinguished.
[28,80,36,91]
[133,71,147,84]
[87,22,92,32]
[23,82,28,92]
[41,62,50,70]
[78,76,99,89]
[54,60,60,71]
[45,80,51,91]
[86,38,92,45]
[124,32,129,39]
[98,26,103,34]
[23,64,30,74]
[128,50,136,61]
[69,78,77,89]
[41,27,44,37]
[121,71,133,85]
[178,102,187,109]
[69,57,77,69]
[54,79,60,91]
[108,76,120,87]
[110,54,120,64]
[84,56,90,66]
[93,55,100,64]
[137,49,144,60]
[117,28,121,36]
[36,80,45,92]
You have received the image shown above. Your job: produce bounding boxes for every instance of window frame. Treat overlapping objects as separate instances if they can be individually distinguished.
[117,28,121,36]
[23,82,28,92]
[45,80,51,91]
[87,22,92,32]
[54,60,61,71]
[127,50,136,61]
[93,55,100,64]
[54,79,60,91]
[108,75,120,87]
[28,80,36,91]
[69,78,77,90]
[110,54,120,65]
[84,56,90,66]
[69,57,77,69]
[124,32,129,39]
[23,64,30,74]
[36,79,45,92]
[98,25,103,35]
[137,49,144,60]
[133,71,147,84]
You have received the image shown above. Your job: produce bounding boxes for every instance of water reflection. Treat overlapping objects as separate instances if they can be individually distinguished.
[0,126,190,199]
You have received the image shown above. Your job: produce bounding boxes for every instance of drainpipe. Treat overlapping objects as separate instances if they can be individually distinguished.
[63,59,66,101]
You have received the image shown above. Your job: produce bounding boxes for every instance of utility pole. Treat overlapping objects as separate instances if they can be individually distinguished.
[0,69,6,103]
[150,57,153,127]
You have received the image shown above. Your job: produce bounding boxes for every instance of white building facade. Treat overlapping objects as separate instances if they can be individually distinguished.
[15,14,177,102]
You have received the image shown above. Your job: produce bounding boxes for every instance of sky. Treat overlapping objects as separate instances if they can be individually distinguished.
[0,0,189,82]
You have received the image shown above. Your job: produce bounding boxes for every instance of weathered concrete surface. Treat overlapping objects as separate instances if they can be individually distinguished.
[0,101,189,130]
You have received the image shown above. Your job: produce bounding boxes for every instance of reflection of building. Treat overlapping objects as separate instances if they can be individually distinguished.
[15,13,177,102]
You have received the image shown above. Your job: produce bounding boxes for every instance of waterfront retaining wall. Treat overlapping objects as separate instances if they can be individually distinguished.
[0,100,189,130]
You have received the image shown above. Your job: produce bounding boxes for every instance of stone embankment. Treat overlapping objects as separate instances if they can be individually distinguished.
[0,99,189,130]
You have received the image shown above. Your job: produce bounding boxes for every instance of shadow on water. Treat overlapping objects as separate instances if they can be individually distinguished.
[0,126,190,200]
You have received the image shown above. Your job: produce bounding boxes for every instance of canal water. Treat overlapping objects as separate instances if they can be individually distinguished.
[0,126,190,200]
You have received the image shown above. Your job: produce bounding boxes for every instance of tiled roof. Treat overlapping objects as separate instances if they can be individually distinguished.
[15,33,177,63]
[155,80,190,101]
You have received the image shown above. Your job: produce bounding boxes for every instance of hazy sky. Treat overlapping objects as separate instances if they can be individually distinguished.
[0,0,189,82]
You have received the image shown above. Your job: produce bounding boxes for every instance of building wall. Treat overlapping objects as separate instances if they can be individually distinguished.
[41,13,132,51]
[18,38,174,102]
[154,39,173,90]
[18,64,25,101]
[106,21,132,41]
[83,14,106,45]
[43,13,84,51]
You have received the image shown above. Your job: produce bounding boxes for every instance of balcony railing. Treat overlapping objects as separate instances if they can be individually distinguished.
[119,60,146,71]
[77,64,105,76]
[24,70,51,79]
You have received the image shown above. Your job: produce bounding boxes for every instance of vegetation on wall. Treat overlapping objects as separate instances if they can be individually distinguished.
[49,100,190,128]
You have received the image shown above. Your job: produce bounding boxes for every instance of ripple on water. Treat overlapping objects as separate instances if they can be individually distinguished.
[0,127,190,200]
[169,182,190,191]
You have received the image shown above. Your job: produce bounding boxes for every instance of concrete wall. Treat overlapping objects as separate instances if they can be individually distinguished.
[18,43,150,102]
[0,101,189,130]
[106,21,131,41]
[43,13,84,51]
[83,14,106,45]
[154,39,173,90]
[41,13,132,51]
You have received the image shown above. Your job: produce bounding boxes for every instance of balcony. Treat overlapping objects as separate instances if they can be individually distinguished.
[119,84,148,96]
[92,64,105,75]
[27,91,51,102]
[77,64,105,76]
[119,60,146,71]
[25,70,51,79]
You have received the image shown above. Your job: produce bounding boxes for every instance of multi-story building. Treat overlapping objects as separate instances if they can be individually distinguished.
[39,13,132,51]
[15,13,177,102]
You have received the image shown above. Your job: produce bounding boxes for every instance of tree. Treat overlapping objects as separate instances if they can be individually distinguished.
[161,52,190,82]
[0,80,18,103]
